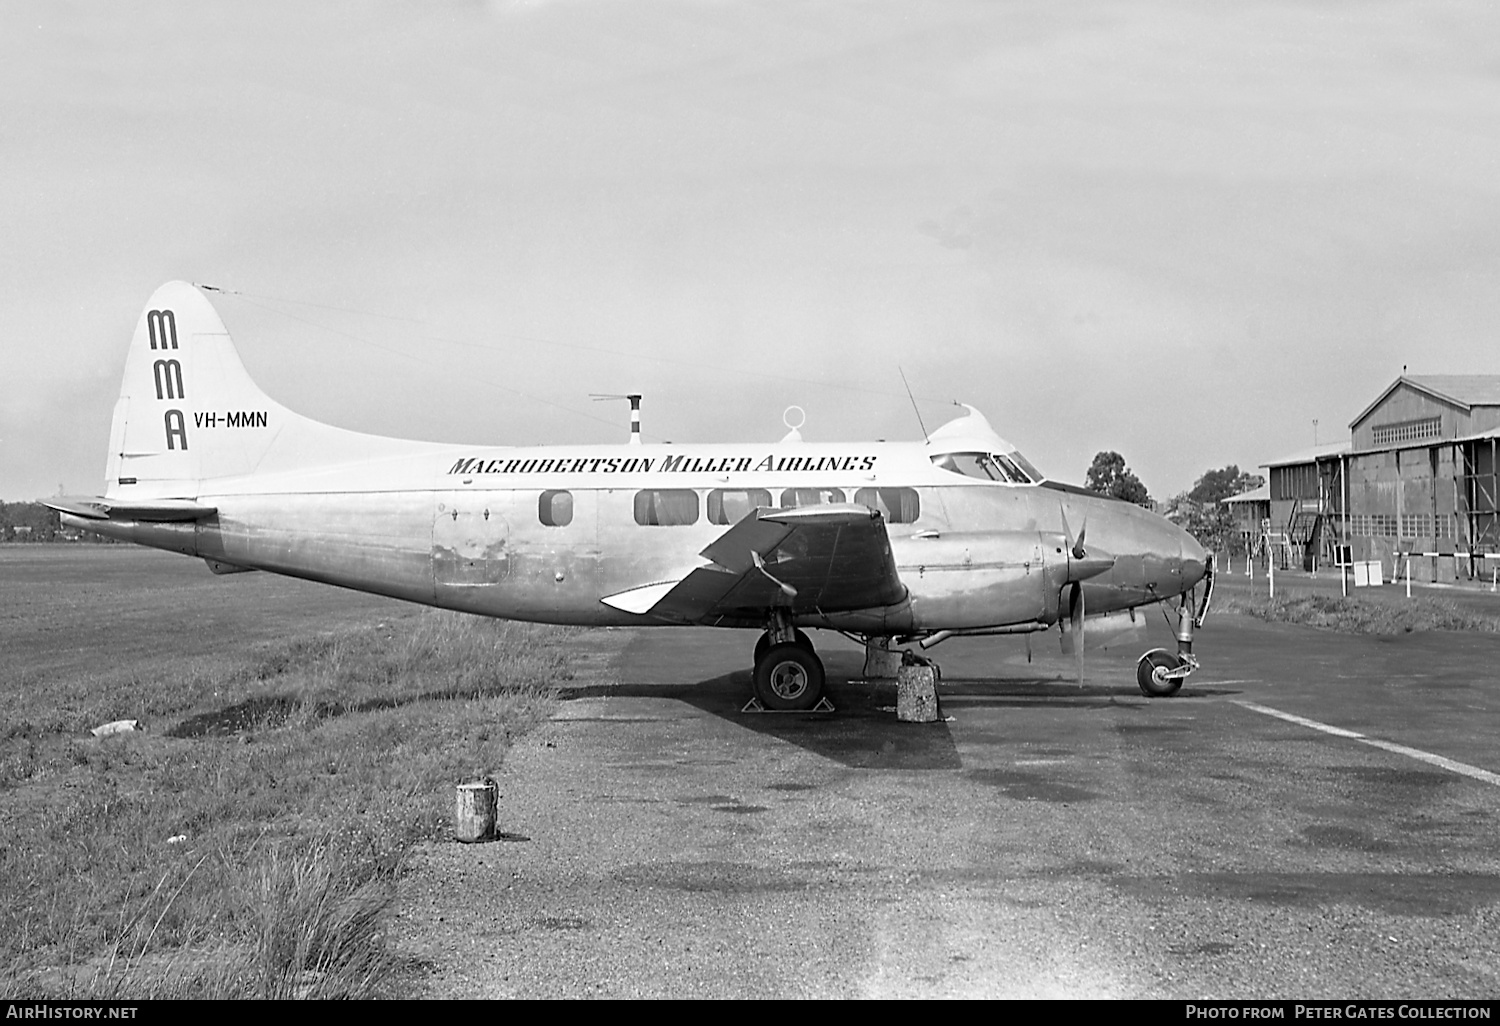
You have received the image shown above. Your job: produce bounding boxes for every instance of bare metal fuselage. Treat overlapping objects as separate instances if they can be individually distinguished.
[71,439,1206,637]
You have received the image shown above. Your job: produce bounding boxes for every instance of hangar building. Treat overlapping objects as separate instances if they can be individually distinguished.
[1252,375,1500,583]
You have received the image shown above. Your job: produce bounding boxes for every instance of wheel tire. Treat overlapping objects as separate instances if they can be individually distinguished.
[753,642,826,711]
[1136,648,1182,698]
[753,629,811,665]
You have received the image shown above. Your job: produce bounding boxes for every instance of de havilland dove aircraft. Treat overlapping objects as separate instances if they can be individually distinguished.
[50,282,1214,711]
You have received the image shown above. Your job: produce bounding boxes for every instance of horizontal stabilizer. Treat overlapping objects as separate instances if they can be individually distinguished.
[45,496,218,522]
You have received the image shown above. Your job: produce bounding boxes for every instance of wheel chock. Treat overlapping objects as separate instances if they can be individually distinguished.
[740,696,836,714]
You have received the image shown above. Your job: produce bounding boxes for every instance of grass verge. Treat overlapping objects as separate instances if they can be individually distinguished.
[0,610,575,998]
[1214,590,1500,634]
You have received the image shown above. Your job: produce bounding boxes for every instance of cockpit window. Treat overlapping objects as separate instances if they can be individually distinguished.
[1007,450,1042,483]
[930,451,1037,484]
[990,453,1034,484]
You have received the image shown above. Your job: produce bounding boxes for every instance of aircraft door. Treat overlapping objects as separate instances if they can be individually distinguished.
[433,494,511,586]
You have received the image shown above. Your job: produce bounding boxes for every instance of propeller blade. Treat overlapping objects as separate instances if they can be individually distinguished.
[1059,504,1087,560]
[1071,583,1085,685]
[1058,582,1086,678]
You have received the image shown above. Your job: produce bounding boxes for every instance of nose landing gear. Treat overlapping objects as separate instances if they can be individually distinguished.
[1136,647,1195,697]
[1136,578,1210,697]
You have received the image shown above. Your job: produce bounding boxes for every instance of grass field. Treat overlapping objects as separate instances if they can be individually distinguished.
[0,547,593,998]
[1212,580,1500,635]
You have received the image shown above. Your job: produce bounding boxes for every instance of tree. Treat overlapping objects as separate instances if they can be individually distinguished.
[1187,465,1263,506]
[0,502,59,542]
[1163,491,1228,553]
[1084,451,1151,506]
[1163,465,1266,556]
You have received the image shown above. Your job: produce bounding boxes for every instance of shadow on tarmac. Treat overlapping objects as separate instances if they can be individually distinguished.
[554,644,1244,769]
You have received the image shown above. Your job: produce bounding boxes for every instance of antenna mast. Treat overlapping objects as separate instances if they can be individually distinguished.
[898,367,928,438]
[591,393,643,444]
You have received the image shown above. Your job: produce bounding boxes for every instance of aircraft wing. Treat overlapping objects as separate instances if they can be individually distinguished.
[602,504,906,623]
[44,496,218,522]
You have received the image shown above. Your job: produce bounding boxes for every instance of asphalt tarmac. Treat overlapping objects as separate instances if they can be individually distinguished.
[395,598,1500,999]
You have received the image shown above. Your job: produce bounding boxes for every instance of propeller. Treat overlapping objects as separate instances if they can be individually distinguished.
[750,550,798,599]
[1060,505,1088,560]
[1058,502,1110,685]
[1060,581,1085,684]
[1059,502,1115,584]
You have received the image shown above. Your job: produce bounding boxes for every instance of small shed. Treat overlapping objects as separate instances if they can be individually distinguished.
[1221,483,1270,546]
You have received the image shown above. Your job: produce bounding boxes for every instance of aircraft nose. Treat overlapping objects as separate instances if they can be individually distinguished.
[1138,518,1207,596]
[1178,529,1208,589]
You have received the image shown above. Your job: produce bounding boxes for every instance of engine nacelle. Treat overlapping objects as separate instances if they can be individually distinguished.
[898,530,1073,631]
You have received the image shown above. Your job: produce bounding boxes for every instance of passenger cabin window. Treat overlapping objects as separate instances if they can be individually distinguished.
[854,487,920,524]
[931,451,1036,484]
[634,489,699,526]
[780,487,845,508]
[539,490,573,527]
[708,488,771,525]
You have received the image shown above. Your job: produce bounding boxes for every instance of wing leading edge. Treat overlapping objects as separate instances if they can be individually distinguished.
[601,505,907,624]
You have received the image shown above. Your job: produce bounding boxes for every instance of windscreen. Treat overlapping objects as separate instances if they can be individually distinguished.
[931,451,1039,484]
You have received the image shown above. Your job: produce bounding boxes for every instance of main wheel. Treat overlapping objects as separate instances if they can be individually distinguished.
[1136,648,1183,697]
[753,629,812,665]
[753,642,826,711]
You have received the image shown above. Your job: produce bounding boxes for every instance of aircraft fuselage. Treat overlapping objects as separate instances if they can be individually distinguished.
[72,439,1206,636]
[55,281,1214,708]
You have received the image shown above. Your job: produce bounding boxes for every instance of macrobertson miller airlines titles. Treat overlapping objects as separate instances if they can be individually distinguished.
[447,453,881,477]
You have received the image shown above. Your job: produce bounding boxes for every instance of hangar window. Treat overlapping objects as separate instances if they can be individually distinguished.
[1372,417,1441,447]
[854,487,921,524]
[780,487,845,508]
[539,490,573,527]
[634,489,699,526]
[708,488,771,525]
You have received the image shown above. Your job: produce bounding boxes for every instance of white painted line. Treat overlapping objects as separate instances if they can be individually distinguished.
[1233,700,1500,787]
[1358,737,1500,787]
[1234,700,1364,738]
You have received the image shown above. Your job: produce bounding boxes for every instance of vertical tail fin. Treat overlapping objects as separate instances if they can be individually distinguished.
[107,281,290,495]
[106,281,454,499]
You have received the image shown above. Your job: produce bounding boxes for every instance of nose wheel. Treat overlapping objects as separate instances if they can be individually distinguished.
[1136,648,1190,697]
[1137,590,1203,697]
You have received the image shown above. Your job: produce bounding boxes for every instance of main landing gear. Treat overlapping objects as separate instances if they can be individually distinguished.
[750,614,826,711]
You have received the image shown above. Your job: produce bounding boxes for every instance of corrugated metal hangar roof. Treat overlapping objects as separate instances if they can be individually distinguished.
[1350,375,1500,428]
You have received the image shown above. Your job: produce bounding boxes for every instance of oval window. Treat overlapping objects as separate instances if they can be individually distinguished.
[634,489,700,526]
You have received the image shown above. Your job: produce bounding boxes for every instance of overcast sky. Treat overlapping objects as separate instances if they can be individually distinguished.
[5,1,1499,501]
